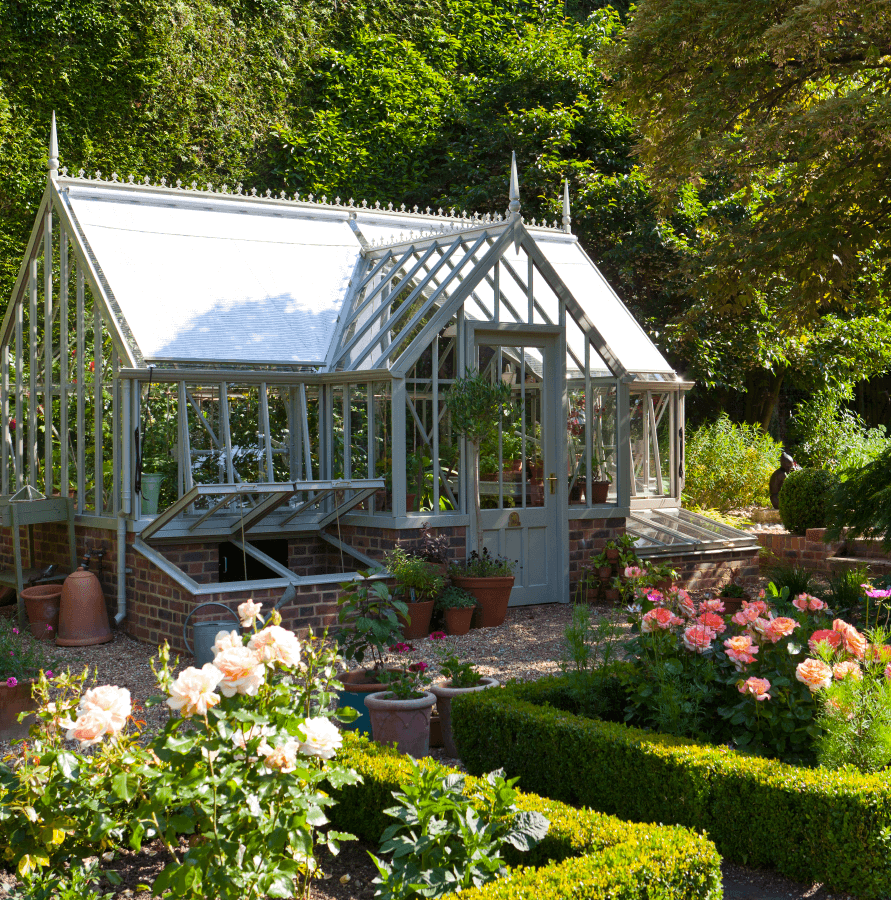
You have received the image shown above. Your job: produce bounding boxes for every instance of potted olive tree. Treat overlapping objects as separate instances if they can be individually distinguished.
[335,570,408,733]
[444,370,516,626]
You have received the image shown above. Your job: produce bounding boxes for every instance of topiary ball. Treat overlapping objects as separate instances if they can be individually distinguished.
[778,468,837,535]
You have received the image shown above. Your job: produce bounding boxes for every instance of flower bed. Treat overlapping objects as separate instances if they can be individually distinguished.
[331,734,722,900]
[451,678,891,899]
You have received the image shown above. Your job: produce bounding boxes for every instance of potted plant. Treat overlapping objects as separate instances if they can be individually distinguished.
[428,647,499,758]
[365,660,436,758]
[604,540,620,563]
[384,547,445,639]
[335,570,409,733]
[399,522,453,575]
[718,580,749,615]
[435,586,478,636]
[450,549,516,628]
[591,453,611,504]
[0,618,49,740]
[20,581,63,640]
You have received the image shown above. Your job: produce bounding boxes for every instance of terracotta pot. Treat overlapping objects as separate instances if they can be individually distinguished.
[451,576,514,628]
[406,492,417,512]
[605,547,620,562]
[584,588,599,605]
[598,565,613,579]
[21,584,63,641]
[591,480,610,504]
[56,569,113,647]
[398,599,435,639]
[604,588,621,603]
[0,678,37,741]
[430,677,499,758]
[719,595,747,615]
[365,690,436,758]
[443,606,474,636]
[338,668,402,734]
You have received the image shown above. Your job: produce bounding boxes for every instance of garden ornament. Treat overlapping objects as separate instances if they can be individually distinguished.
[769,451,796,509]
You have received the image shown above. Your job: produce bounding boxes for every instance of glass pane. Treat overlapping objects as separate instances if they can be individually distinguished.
[372,381,391,513]
[629,390,673,498]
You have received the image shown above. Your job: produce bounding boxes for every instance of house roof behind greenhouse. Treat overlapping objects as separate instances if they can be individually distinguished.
[45,175,675,375]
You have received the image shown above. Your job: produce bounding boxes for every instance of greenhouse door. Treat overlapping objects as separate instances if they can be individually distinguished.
[474,330,562,606]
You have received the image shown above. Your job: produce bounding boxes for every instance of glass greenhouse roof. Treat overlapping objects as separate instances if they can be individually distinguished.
[54,176,677,378]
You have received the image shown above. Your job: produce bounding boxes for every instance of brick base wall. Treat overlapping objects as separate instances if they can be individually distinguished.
[568,518,625,597]
[656,546,761,591]
[756,528,844,575]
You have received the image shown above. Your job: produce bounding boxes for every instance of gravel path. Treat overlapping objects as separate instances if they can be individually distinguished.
[0,603,856,899]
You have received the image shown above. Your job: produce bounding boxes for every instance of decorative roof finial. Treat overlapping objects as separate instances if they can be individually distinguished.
[508,151,520,218]
[48,111,59,179]
[562,179,571,233]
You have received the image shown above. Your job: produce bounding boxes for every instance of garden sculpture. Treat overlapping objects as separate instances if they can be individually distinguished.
[769,451,796,509]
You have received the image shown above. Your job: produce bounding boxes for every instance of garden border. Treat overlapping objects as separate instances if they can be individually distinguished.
[451,678,891,899]
[330,734,722,900]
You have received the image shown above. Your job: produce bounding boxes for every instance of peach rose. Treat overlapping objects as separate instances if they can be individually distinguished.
[78,685,131,735]
[642,607,680,633]
[214,630,243,655]
[214,646,265,697]
[796,658,833,693]
[682,624,714,654]
[263,741,300,774]
[833,620,868,659]
[166,664,223,718]
[885,663,891,682]
[763,617,799,644]
[63,711,110,748]
[238,599,263,629]
[833,661,862,681]
[249,626,301,667]
[793,593,827,613]
[739,677,771,701]
[697,612,726,635]
[231,724,273,757]
[808,629,842,654]
[298,717,343,760]
[699,598,726,614]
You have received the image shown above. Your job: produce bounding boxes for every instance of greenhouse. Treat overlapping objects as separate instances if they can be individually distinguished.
[0,123,757,644]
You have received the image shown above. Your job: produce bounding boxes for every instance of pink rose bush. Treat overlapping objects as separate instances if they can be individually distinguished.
[6,615,360,898]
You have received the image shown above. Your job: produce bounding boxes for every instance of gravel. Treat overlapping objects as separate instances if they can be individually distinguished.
[0,603,857,899]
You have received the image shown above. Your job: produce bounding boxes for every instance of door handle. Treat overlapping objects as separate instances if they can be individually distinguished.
[548,473,558,494]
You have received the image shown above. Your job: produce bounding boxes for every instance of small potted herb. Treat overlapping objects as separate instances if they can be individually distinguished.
[384,547,445,638]
[0,619,51,740]
[591,453,612,504]
[429,646,499,758]
[718,578,749,615]
[435,586,478,636]
[449,549,516,628]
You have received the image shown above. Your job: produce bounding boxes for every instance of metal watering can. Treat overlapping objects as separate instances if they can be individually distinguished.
[183,601,241,666]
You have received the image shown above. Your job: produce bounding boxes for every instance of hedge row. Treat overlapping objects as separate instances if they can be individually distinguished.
[330,734,722,900]
[451,677,891,899]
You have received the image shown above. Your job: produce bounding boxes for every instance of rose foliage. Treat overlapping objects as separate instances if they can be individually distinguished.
[0,609,359,899]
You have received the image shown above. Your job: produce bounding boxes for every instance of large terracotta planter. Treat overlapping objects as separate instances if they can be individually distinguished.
[430,677,499,758]
[451,576,514,628]
[719,595,747,616]
[21,584,62,640]
[337,668,402,734]
[398,599,435,639]
[56,569,113,647]
[443,606,474,636]
[0,678,37,741]
[590,480,610,504]
[365,690,436,758]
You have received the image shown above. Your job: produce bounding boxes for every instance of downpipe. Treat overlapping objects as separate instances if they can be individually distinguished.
[116,378,131,626]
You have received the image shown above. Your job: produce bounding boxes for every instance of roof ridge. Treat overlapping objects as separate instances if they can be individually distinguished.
[56,168,564,232]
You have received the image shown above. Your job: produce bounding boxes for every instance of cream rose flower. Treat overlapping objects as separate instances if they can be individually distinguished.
[796,658,833,693]
[214,629,243,656]
[833,661,862,681]
[263,741,300,774]
[298,717,343,760]
[231,724,274,757]
[166,664,223,718]
[214,646,265,697]
[78,685,131,734]
[63,710,111,748]
[238,598,263,629]
[249,625,301,667]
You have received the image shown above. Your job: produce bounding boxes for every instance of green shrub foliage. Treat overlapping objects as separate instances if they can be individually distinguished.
[825,445,891,549]
[451,681,891,899]
[331,734,722,900]
[778,468,837,535]
[683,414,781,511]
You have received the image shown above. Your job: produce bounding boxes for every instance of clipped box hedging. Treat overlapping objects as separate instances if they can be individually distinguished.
[329,733,722,899]
[451,677,891,899]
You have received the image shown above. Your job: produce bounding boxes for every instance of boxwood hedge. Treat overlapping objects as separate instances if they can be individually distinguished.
[330,733,722,899]
[451,677,891,899]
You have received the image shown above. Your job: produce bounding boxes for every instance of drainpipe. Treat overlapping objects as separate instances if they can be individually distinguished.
[116,378,131,625]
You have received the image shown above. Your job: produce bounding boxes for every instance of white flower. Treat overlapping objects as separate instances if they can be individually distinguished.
[231,724,274,758]
[166,664,223,718]
[214,630,243,656]
[214,646,265,697]
[238,598,263,629]
[63,711,110,748]
[78,685,131,735]
[263,740,300,774]
[298,717,342,760]
[248,626,301,667]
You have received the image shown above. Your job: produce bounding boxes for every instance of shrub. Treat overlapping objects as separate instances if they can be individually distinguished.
[778,467,837,534]
[765,563,817,602]
[451,680,891,899]
[683,414,781,511]
[789,394,889,472]
[825,445,891,549]
[330,735,722,900]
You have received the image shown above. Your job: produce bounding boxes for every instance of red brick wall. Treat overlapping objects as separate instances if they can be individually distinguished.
[568,518,626,596]
[756,528,844,575]
[662,546,761,591]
